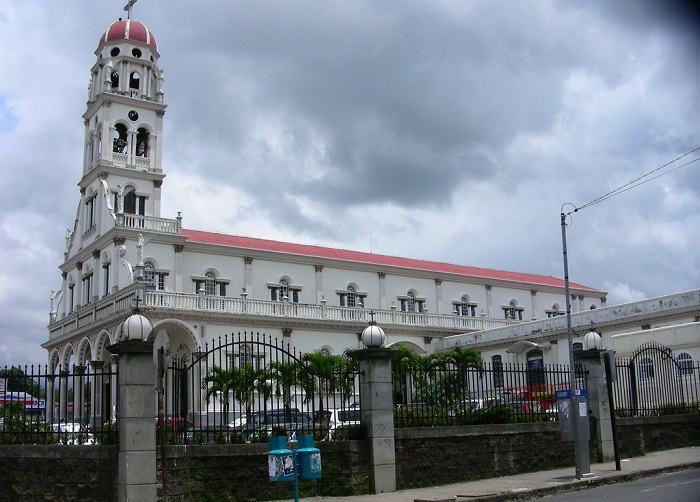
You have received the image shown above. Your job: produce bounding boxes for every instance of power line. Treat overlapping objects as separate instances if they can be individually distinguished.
[565,145,700,216]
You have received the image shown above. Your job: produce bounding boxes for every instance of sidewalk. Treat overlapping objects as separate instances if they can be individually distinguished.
[289,446,700,502]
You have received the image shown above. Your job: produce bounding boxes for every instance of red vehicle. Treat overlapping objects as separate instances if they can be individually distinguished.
[155,417,195,436]
[503,382,571,413]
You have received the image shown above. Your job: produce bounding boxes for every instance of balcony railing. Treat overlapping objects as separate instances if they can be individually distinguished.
[118,214,181,234]
[48,288,518,340]
[147,291,517,331]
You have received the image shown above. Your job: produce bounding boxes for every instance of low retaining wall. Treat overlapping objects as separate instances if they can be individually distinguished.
[0,445,117,502]
[616,414,700,458]
[395,422,573,490]
[160,440,370,502]
[1,415,698,501]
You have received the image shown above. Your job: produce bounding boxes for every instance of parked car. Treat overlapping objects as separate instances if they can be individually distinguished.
[184,423,232,444]
[461,398,485,412]
[51,422,96,445]
[315,408,361,440]
[231,408,313,441]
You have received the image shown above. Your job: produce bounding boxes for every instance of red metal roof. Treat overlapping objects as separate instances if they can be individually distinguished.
[181,229,597,291]
[100,19,157,51]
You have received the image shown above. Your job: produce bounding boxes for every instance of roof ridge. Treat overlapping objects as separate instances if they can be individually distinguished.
[180,228,598,292]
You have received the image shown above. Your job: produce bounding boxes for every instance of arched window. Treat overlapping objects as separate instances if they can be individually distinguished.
[527,349,545,386]
[400,291,425,312]
[144,262,155,291]
[124,188,145,216]
[110,70,119,90]
[129,71,140,90]
[456,295,476,316]
[492,355,504,388]
[81,266,94,306]
[204,272,216,296]
[676,353,695,378]
[346,285,357,307]
[135,128,149,157]
[403,292,416,312]
[279,279,289,300]
[113,123,128,153]
[504,300,523,320]
[270,278,299,302]
[547,304,564,318]
[102,253,111,297]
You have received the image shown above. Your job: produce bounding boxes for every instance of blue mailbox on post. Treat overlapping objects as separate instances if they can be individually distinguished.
[297,435,322,480]
[268,434,322,502]
[268,436,295,483]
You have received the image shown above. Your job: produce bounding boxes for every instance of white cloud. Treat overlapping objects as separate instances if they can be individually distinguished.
[1,0,699,364]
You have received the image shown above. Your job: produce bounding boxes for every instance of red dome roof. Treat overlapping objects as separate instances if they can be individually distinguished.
[100,19,157,52]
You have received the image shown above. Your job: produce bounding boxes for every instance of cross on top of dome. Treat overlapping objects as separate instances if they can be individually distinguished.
[124,0,138,20]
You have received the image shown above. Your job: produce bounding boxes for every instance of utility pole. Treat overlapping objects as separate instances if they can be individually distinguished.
[561,212,592,479]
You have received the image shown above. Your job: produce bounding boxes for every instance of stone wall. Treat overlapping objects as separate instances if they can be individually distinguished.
[159,440,370,502]
[1,415,699,501]
[0,445,117,502]
[616,414,700,458]
[395,422,574,490]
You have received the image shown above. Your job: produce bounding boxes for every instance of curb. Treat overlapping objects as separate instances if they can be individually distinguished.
[413,461,700,502]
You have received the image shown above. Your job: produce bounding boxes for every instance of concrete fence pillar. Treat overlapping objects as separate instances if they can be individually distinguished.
[107,339,158,501]
[581,349,615,462]
[350,348,397,494]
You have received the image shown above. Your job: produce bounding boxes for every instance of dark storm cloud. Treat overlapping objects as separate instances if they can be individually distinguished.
[1,0,699,363]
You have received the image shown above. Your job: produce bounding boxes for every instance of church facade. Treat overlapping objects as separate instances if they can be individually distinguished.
[43,12,607,380]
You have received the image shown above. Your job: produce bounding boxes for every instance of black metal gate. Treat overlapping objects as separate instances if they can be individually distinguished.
[164,332,360,443]
[613,342,700,416]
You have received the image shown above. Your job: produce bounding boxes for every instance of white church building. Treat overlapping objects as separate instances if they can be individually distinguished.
[43,12,613,376]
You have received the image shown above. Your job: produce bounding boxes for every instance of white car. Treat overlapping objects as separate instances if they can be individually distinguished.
[52,422,96,445]
[316,408,361,440]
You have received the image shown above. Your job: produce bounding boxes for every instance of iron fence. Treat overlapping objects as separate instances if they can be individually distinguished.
[0,363,118,445]
[163,332,362,444]
[392,359,585,427]
[612,342,700,416]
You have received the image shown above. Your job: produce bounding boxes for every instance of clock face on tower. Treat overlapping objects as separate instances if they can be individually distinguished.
[128,110,139,121]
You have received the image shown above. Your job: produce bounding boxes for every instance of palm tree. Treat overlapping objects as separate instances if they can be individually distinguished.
[299,351,350,415]
[440,346,484,406]
[202,364,271,424]
[269,360,301,416]
[202,366,237,420]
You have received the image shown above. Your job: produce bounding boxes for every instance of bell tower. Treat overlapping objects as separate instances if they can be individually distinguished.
[78,7,167,244]
[54,4,175,319]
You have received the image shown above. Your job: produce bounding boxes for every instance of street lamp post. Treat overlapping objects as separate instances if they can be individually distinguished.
[561,212,592,479]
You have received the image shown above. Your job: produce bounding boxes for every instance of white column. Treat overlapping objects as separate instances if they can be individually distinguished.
[378,272,386,309]
[244,257,253,296]
[175,244,184,292]
[153,180,162,217]
[531,290,538,320]
[315,265,324,303]
[434,278,443,314]
[485,285,493,318]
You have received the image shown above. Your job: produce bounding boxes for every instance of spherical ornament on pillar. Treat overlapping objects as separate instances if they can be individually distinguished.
[583,330,602,350]
[361,324,385,348]
[119,312,153,341]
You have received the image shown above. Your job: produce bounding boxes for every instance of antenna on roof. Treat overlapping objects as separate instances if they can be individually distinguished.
[124,0,138,20]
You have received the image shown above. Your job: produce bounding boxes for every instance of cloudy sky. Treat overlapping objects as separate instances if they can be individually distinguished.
[1,1,699,365]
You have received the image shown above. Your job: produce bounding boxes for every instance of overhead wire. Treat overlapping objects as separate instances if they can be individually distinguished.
[564,145,700,216]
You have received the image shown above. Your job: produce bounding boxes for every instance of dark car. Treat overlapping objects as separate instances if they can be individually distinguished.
[233,409,312,441]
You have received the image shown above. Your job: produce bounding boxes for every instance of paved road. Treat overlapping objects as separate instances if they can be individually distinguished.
[526,468,700,502]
